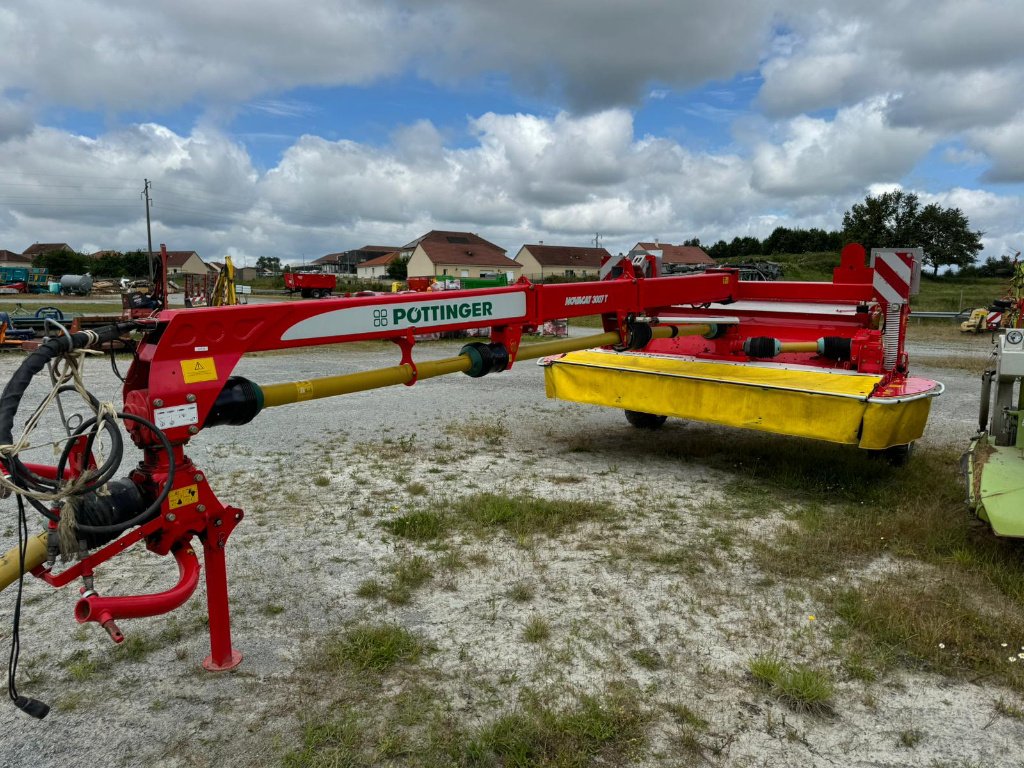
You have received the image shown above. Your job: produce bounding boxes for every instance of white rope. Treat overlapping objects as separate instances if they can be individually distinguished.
[0,339,118,506]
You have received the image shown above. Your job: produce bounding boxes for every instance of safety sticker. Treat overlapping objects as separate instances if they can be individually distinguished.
[181,357,218,383]
[295,381,314,401]
[168,485,200,509]
[154,403,199,430]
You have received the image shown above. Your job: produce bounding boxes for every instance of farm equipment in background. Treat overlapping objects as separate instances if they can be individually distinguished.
[185,256,246,307]
[284,270,336,298]
[121,246,169,319]
[0,245,941,717]
[960,254,1024,333]
[0,313,35,348]
[407,274,511,292]
[0,266,49,294]
[964,328,1024,536]
[58,274,93,296]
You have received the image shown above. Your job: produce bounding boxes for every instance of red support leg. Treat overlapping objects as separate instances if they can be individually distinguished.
[201,522,243,671]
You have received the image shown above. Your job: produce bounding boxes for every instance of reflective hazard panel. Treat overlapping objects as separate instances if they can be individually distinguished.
[181,357,218,383]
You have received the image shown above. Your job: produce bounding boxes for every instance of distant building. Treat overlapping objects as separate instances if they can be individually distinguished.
[312,245,401,275]
[405,230,521,280]
[0,249,33,266]
[356,251,400,280]
[514,244,611,280]
[22,243,74,260]
[163,250,208,276]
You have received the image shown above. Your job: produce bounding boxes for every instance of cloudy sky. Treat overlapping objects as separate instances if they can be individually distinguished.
[1,0,1022,265]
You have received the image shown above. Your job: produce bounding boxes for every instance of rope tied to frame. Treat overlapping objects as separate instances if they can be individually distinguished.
[0,335,119,509]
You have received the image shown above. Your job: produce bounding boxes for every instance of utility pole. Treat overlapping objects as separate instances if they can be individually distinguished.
[142,179,154,281]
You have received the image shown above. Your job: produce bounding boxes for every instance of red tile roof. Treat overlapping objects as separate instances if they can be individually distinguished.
[0,249,32,264]
[359,251,400,268]
[163,250,203,268]
[420,241,520,268]
[405,230,505,252]
[519,244,610,268]
[635,242,714,266]
[22,243,73,258]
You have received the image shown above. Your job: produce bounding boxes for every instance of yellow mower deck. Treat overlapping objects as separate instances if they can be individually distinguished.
[541,349,941,449]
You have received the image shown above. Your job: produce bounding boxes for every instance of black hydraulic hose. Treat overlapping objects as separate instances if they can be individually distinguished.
[0,323,137,451]
[54,413,124,496]
[0,323,140,520]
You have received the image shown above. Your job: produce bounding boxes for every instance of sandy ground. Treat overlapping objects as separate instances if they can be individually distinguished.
[0,324,1019,767]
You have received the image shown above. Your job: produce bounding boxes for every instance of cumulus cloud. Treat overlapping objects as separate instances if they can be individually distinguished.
[0,0,411,112]
[410,0,773,110]
[7,108,1016,265]
[0,0,779,115]
[967,112,1024,182]
[0,111,802,259]
[751,100,932,196]
[759,1,1024,136]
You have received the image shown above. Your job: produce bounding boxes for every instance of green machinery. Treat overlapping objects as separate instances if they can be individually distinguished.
[965,328,1024,536]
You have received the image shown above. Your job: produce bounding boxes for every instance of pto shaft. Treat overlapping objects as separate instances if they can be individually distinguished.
[256,324,708,410]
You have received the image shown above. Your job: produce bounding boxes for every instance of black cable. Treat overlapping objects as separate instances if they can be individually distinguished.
[7,496,49,719]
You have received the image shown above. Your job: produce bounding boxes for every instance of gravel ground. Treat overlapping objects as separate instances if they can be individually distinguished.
[0,324,1019,767]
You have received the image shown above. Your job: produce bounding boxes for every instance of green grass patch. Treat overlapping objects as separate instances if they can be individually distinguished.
[383,510,449,541]
[284,685,648,768]
[444,417,509,446]
[463,687,649,766]
[450,491,614,541]
[326,623,426,672]
[607,538,707,575]
[831,572,1024,691]
[748,654,834,713]
[507,580,536,602]
[522,616,551,643]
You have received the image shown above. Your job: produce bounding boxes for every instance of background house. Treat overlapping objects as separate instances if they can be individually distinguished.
[514,244,611,280]
[405,230,521,280]
[164,250,209,276]
[631,241,714,272]
[0,249,33,266]
[356,251,400,280]
[22,243,74,261]
[313,245,401,274]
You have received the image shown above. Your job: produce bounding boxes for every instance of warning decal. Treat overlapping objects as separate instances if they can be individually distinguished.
[180,357,218,384]
[168,484,200,509]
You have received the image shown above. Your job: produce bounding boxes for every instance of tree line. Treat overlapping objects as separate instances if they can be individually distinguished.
[690,191,989,278]
[29,249,153,278]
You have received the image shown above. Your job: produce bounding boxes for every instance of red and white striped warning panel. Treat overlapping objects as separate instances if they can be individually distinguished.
[870,248,922,304]
[987,311,1003,329]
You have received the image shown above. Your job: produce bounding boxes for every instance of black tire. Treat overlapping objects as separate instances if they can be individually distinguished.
[310,289,322,298]
[624,410,667,429]
[300,289,311,299]
[869,442,913,467]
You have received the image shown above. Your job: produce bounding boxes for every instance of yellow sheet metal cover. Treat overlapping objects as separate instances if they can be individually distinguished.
[543,349,932,449]
[550,349,882,397]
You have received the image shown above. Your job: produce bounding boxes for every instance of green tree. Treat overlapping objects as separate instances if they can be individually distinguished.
[255,256,281,274]
[386,256,410,280]
[916,203,983,276]
[842,191,983,275]
[121,250,151,278]
[33,249,88,276]
[93,251,126,277]
[842,190,922,251]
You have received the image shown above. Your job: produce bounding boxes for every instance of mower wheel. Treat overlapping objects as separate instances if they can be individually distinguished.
[870,442,913,467]
[624,410,667,430]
